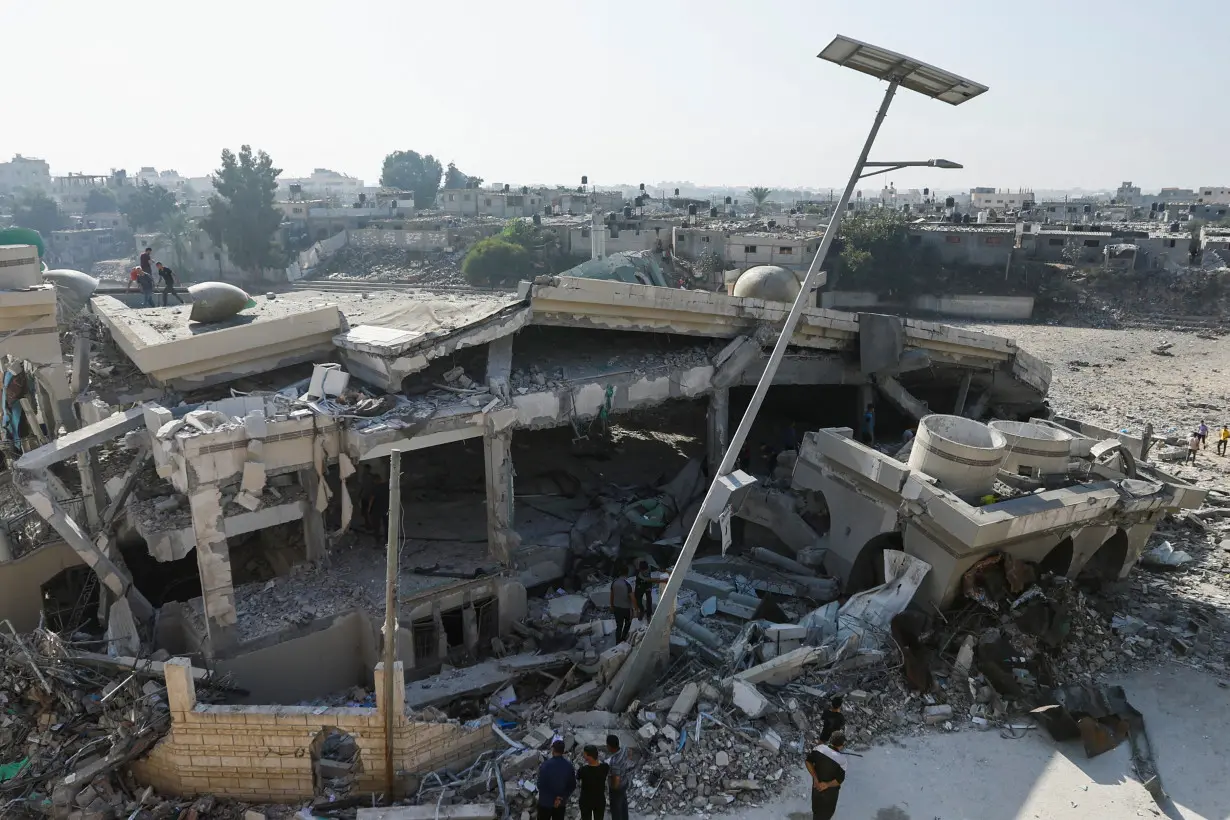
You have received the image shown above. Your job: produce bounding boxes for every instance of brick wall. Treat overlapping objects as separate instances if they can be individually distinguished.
[130,658,498,802]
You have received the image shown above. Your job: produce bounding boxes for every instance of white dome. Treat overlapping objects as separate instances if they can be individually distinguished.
[731,265,800,303]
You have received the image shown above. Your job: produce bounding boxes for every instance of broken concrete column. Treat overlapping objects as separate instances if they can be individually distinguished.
[482,425,516,563]
[485,334,514,400]
[750,547,814,576]
[432,605,449,660]
[667,682,700,726]
[873,374,929,421]
[188,486,237,655]
[163,657,197,714]
[34,363,77,435]
[374,660,406,720]
[298,468,328,563]
[953,371,972,416]
[462,602,480,656]
[75,449,105,529]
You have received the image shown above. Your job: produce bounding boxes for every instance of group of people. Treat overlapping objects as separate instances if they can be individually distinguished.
[608,561,656,643]
[534,698,851,820]
[126,247,183,308]
[1186,420,1230,463]
[535,734,630,820]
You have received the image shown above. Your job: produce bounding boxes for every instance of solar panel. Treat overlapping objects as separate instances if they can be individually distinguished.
[818,35,988,106]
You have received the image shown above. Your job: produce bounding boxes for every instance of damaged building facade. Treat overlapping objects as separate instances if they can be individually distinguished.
[0,238,1203,809]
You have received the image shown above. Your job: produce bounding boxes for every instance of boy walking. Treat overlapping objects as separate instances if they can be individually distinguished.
[156,262,183,306]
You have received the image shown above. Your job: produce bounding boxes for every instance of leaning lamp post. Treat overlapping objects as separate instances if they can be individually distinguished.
[613,36,988,710]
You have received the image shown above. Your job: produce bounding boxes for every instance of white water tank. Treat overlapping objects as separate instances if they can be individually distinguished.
[988,420,1073,477]
[908,414,1007,496]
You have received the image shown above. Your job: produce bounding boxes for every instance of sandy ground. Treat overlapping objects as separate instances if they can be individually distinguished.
[965,323,1230,442]
[659,667,1229,820]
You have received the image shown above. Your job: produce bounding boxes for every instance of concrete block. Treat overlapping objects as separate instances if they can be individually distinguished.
[734,645,828,687]
[551,681,601,712]
[660,724,678,744]
[757,728,782,753]
[923,704,953,724]
[552,711,617,729]
[546,594,587,625]
[730,679,769,719]
[596,642,630,684]
[637,722,658,741]
[764,624,807,642]
[682,572,735,600]
[667,682,700,727]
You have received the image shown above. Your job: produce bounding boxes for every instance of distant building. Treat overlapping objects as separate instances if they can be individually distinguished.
[970,188,1035,212]
[439,188,547,218]
[0,154,51,193]
[673,226,822,272]
[1197,186,1230,205]
[1154,187,1196,205]
[1114,181,1143,206]
[1188,203,1230,222]
[278,169,365,204]
[1031,200,1093,224]
[906,224,1015,268]
[50,174,110,214]
[1022,230,1111,264]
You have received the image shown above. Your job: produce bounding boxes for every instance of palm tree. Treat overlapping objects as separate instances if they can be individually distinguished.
[747,186,772,215]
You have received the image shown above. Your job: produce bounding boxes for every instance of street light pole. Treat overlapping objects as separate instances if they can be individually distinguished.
[613,79,902,710]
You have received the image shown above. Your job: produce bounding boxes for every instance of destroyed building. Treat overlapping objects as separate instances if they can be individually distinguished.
[11,240,1203,812]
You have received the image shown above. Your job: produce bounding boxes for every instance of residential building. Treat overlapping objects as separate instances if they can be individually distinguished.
[50,174,110,214]
[1023,230,1111,264]
[1113,181,1142,206]
[0,154,51,193]
[1188,203,1230,222]
[440,188,547,219]
[971,188,1035,213]
[906,224,1015,268]
[278,169,365,204]
[1196,186,1230,205]
[1154,188,1196,205]
[1032,201,1092,224]
[672,226,822,272]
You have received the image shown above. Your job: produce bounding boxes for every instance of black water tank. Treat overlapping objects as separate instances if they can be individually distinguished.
[710,208,718,217]
[581,175,588,185]
[688,204,698,215]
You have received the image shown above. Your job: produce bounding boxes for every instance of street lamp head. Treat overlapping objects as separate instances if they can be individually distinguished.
[818,35,988,105]
[928,159,963,169]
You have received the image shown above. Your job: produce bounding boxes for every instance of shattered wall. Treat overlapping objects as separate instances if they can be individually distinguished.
[131,659,500,802]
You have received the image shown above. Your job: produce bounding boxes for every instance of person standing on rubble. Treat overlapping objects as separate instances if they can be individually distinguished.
[605,734,630,820]
[610,570,633,643]
[805,730,848,820]
[634,560,654,621]
[576,744,610,820]
[1198,420,1209,449]
[1187,431,1201,464]
[819,696,845,743]
[1219,424,1229,456]
[536,738,575,820]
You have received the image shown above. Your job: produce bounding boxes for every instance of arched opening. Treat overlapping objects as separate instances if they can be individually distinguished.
[1037,537,1074,578]
[846,532,903,594]
[1079,529,1130,582]
[310,727,362,800]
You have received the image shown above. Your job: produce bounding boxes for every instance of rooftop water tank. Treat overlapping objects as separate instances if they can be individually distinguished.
[908,414,1007,496]
[988,420,1073,477]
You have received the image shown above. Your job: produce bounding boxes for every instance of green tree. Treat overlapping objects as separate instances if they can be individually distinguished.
[12,189,64,236]
[832,209,927,292]
[462,237,533,286]
[747,186,772,213]
[120,182,178,231]
[380,150,443,208]
[201,145,284,274]
[444,162,482,189]
[158,209,195,274]
[85,187,118,213]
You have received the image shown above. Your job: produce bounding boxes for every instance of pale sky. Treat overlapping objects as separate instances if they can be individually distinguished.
[5,0,1225,192]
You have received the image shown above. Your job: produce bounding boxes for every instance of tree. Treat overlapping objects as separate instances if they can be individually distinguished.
[158,209,194,274]
[201,145,284,275]
[85,188,118,213]
[120,182,178,231]
[444,162,482,190]
[500,218,564,270]
[747,186,772,213]
[380,150,443,208]
[12,189,64,237]
[462,237,533,286]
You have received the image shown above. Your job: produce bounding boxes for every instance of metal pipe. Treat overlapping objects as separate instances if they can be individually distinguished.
[382,449,402,798]
[613,79,902,711]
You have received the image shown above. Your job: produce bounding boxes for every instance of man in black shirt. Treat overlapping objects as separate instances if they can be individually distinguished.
[634,560,654,620]
[819,696,845,743]
[576,744,609,820]
[155,262,183,306]
[805,731,847,820]
[139,247,153,276]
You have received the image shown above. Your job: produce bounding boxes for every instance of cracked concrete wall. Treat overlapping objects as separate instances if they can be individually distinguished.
[482,412,518,563]
[0,540,85,632]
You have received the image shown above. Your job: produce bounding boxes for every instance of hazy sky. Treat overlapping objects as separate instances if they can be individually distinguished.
[5,0,1225,192]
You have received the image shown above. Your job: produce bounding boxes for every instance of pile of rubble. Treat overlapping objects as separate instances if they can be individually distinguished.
[318,246,471,289]
[0,628,262,819]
